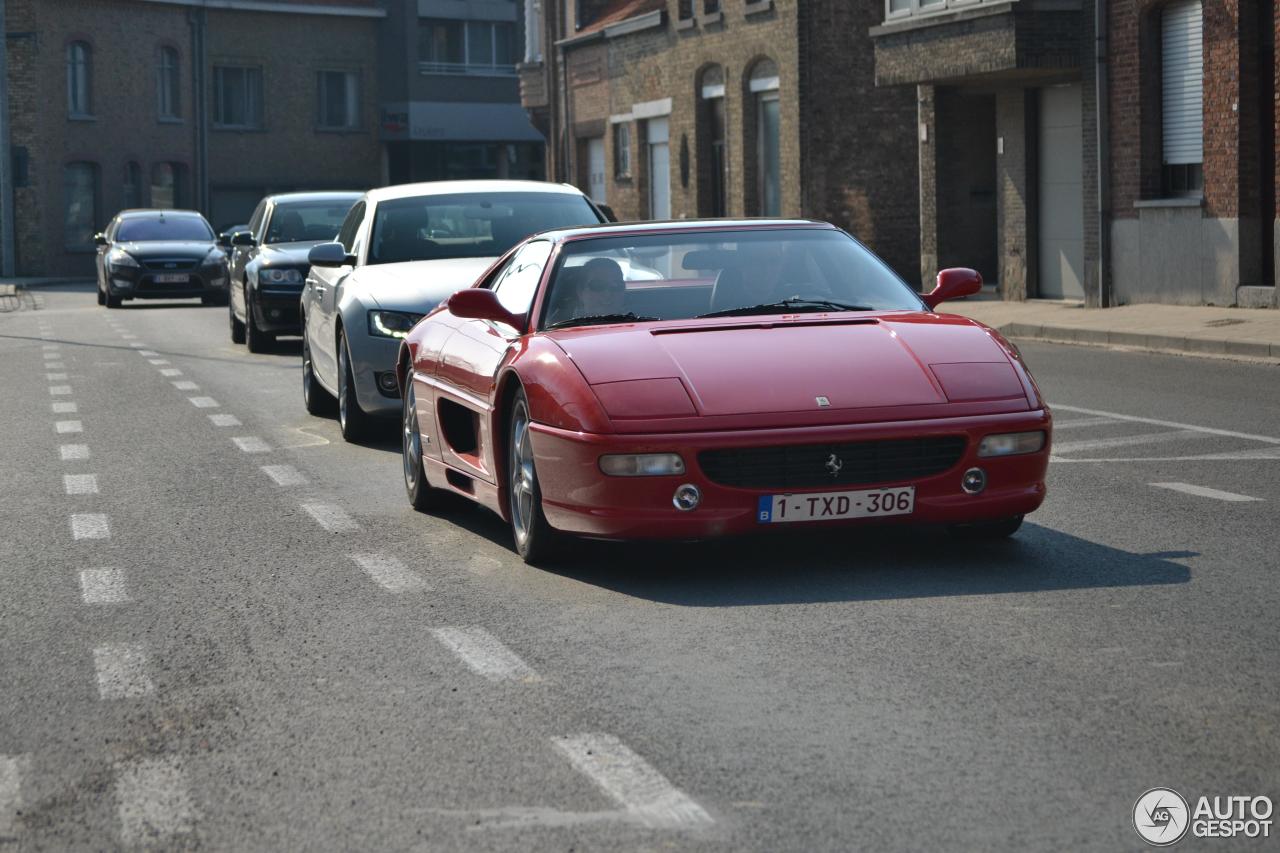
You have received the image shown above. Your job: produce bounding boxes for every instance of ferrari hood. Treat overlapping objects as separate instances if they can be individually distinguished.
[549,314,1032,425]
[351,257,495,312]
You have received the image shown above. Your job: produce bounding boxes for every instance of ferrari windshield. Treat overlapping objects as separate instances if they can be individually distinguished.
[116,215,214,243]
[368,192,602,265]
[540,228,923,330]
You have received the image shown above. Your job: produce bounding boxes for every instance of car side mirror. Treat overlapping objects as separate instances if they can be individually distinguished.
[446,288,524,331]
[230,231,255,247]
[924,268,983,310]
[93,233,108,246]
[597,203,618,223]
[308,241,355,268]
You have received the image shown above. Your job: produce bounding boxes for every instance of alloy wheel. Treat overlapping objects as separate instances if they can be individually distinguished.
[403,383,422,492]
[509,398,536,546]
[337,337,349,432]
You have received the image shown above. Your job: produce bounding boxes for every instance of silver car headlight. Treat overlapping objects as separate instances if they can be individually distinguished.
[978,431,1046,457]
[107,249,139,270]
[367,310,422,339]
[260,268,303,285]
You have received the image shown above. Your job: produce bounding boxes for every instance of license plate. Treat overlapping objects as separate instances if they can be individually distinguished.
[152,273,188,283]
[757,486,915,524]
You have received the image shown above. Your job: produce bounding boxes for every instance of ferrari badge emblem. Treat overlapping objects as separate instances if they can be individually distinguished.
[826,454,843,476]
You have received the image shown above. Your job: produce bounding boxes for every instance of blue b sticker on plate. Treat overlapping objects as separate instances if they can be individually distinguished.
[757,495,773,523]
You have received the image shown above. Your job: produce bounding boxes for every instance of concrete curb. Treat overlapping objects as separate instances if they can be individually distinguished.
[997,321,1280,363]
[1,278,94,289]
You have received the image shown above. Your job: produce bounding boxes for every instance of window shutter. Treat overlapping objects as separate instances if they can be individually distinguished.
[1161,0,1203,165]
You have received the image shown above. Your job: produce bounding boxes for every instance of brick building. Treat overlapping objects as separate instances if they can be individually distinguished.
[1,0,383,277]
[518,0,922,283]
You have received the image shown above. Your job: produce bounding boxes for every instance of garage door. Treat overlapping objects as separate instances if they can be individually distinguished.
[1037,84,1085,300]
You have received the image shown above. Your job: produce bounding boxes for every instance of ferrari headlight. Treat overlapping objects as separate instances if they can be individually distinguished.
[107,249,139,270]
[367,310,421,339]
[599,453,686,477]
[978,431,1046,457]
[261,268,303,285]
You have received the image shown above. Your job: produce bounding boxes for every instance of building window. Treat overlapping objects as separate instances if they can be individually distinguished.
[677,0,694,20]
[67,42,92,117]
[613,122,632,179]
[123,161,143,209]
[150,162,187,209]
[317,70,360,130]
[749,59,781,216]
[703,0,721,13]
[699,66,727,217]
[213,66,263,129]
[64,162,98,250]
[419,19,516,74]
[157,47,180,120]
[1161,0,1203,197]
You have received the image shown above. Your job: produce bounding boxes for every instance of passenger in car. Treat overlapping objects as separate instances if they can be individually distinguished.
[546,257,626,326]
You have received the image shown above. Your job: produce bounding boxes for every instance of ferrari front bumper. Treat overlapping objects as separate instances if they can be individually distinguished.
[528,409,1051,540]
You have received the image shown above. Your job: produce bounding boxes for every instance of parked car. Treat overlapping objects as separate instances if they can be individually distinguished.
[302,180,608,441]
[395,219,1053,563]
[94,209,229,308]
[228,192,361,351]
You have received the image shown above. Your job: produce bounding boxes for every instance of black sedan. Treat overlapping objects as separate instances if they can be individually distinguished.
[94,210,230,308]
[228,192,360,352]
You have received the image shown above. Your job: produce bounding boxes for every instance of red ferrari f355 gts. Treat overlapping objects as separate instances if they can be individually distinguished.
[396,219,1051,562]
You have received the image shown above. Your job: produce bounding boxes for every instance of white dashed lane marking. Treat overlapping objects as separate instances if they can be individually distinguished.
[44,361,65,369]
[60,444,90,461]
[71,514,110,540]
[80,569,131,604]
[64,474,99,495]
[552,734,714,829]
[52,401,77,414]
[54,420,83,434]
[431,626,539,681]
[209,414,241,427]
[353,553,427,593]
[115,757,198,846]
[148,359,170,365]
[128,343,145,349]
[232,436,270,453]
[48,385,72,395]
[160,368,182,377]
[260,464,308,487]
[121,334,137,340]
[301,503,359,533]
[138,350,159,357]
[0,754,27,837]
[45,372,67,380]
[171,381,199,391]
[1150,482,1263,502]
[41,344,58,351]
[188,397,219,408]
[93,644,154,699]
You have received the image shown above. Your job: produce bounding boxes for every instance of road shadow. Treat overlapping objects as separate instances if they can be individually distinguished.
[432,511,1193,605]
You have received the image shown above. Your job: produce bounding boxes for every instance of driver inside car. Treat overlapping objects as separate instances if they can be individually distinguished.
[548,257,626,326]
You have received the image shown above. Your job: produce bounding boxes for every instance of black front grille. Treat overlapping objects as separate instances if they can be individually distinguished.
[698,435,968,490]
[140,258,199,271]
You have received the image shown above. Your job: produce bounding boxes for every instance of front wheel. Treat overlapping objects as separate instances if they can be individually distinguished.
[245,300,274,353]
[948,515,1024,540]
[507,388,563,563]
[301,326,336,416]
[403,380,450,511]
[337,329,374,442]
[229,298,246,343]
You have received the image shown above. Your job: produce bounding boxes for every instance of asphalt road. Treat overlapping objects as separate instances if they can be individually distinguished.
[2,284,1277,852]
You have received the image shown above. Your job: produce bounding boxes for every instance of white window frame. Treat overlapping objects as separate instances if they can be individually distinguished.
[317,70,360,130]
[884,0,1008,23]
[157,47,181,121]
[67,42,92,118]
[419,19,517,76]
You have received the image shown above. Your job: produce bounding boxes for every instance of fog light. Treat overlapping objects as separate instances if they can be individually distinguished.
[269,308,281,319]
[978,430,1045,457]
[599,453,685,477]
[673,484,701,511]
[112,279,132,288]
[962,467,987,495]
[376,372,399,393]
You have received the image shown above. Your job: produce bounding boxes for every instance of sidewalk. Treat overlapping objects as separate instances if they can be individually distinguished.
[944,293,1280,363]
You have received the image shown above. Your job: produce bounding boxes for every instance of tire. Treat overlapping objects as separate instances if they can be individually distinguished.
[245,300,274,353]
[105,289,122,309]
[229,298,246,344]
[301,325,336,416]
[402,379,450,511]
[96,283,105,306]
[507,387,563,564]
[948,514,1024,540]
[337,328,374,442]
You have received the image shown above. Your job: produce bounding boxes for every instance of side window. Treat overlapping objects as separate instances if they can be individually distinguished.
[493,241,552,315]
[337,201,366,254]
[247,201,266,240]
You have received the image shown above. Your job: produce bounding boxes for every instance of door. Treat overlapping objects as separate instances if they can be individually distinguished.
[307,200,364,390]
[586,138,606,204]
[647,118,670,220]
[1037,83,1085,300]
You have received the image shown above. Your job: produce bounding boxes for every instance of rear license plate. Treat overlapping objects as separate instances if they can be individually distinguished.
[757,486,915,524]
[152,273,188,283]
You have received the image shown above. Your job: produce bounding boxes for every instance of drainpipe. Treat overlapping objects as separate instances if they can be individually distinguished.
[0,0,15,276]
[190,5,208,214]
[1095,0,1111,307]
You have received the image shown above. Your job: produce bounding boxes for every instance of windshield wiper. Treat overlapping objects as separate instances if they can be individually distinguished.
[696,298,876,319]
[546,312,659,330]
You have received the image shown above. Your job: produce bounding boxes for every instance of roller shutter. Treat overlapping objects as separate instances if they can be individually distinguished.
[1161,0,1203,165]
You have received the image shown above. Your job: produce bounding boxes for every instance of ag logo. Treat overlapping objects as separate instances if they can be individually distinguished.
[1134,788,1190,846]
